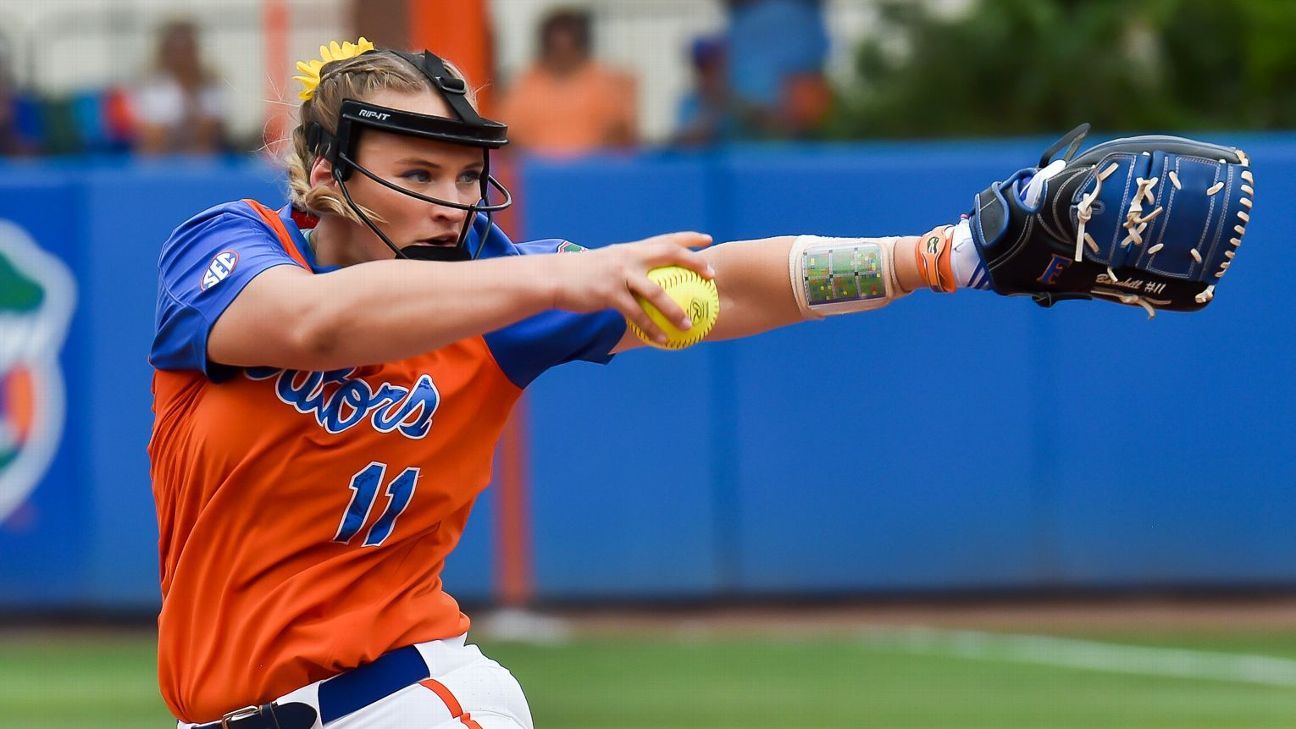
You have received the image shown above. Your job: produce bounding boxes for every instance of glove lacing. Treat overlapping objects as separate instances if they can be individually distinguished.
[1121,176,1163,248]
[1091,288,1162,319]
[1074,167,1170,318]
[1073,162,1119,262]
[1195,167,1255,304]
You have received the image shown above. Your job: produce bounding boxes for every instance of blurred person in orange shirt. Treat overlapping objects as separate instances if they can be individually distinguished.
[132,20,228,155]
[497,8,637,155]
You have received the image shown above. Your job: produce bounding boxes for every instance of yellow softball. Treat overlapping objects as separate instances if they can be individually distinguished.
[627,266,720,350]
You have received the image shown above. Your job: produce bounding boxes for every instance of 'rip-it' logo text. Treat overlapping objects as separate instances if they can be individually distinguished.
[245,367,440,438]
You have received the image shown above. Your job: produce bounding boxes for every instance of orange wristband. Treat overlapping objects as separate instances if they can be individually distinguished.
[914,225,957,293]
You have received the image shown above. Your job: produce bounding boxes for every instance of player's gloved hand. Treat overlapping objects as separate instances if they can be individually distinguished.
[547,231,714,345]
[964,123,1254,316]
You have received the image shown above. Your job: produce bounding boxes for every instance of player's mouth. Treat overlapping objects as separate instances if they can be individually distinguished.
[413,233,459,247]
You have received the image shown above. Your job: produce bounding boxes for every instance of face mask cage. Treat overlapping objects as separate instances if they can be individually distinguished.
[306,50,513,262]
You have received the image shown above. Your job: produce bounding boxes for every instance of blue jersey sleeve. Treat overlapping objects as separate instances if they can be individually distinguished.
[484,237,627,388]
[151,202,302,380]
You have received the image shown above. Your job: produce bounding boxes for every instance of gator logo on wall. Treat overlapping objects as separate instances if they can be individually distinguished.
[0,220,75,523]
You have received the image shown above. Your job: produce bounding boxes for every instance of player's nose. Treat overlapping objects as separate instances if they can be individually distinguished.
[430,200,467,226]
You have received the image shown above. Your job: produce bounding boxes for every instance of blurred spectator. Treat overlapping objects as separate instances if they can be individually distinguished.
[497,8,637,155]
[131,20,227,155]
[726,0,831,138]
[671,35,738,146]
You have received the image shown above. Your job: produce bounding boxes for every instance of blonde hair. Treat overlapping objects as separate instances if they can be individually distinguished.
[287,51,478,222]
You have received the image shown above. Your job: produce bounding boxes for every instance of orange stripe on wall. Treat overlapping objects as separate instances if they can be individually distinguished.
[495,398,534,606]
[409,0,494,114]
[410,1,534,606]
[7,368,34,442]
[262,0,291,154]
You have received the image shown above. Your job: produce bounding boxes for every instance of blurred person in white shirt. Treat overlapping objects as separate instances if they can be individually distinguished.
[132,20,227,155]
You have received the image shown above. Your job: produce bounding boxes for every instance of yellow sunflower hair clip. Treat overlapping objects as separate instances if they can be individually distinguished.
[293,37,377,102]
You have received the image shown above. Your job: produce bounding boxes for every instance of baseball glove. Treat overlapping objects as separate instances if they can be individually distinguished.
[968,123,1254,316]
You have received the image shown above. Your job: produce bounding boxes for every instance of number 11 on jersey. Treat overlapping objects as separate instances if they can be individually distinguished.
[334,462,419,547]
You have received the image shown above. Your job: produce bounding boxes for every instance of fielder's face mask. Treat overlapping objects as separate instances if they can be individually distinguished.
[306,49,512,262]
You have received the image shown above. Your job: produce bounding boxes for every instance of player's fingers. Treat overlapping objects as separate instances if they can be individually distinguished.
[628,274,690,330]
[648,243,715,279]
[668,231,714,249]
[615,289,669,345]
[636,231,713,251]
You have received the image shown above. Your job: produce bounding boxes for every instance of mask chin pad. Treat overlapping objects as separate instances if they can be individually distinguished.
[400,244,471,262]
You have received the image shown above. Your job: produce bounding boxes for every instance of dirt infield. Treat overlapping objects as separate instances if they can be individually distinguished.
[472,594,1296,641]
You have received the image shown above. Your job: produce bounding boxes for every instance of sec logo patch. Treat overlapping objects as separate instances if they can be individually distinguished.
[201,251,239,291]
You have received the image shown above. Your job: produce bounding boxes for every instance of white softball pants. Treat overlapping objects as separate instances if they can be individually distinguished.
[180,634,533,729]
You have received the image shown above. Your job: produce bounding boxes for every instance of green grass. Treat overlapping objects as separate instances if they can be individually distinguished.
[0,632,165,729]
[2,629,1296,728]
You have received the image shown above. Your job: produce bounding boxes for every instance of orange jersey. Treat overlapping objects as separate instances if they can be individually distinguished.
[149,201,622,723]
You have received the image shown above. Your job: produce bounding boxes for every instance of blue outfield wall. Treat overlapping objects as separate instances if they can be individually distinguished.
[0,135,1292,610]
[521,136,1296,598]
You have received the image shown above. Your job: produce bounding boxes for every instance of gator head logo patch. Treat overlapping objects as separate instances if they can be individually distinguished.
[0,220,75,523]
[556,241,587,253]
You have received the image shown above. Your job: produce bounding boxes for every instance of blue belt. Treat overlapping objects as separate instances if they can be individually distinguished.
[193,645,429,729]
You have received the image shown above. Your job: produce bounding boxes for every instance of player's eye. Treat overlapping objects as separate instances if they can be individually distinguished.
[458,169,483,186]
[399,169,432,184]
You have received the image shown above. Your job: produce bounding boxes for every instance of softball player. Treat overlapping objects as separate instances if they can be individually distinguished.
[149,39,972,729]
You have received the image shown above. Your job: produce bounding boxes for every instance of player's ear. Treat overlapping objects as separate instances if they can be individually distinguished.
[309,156,337,189]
